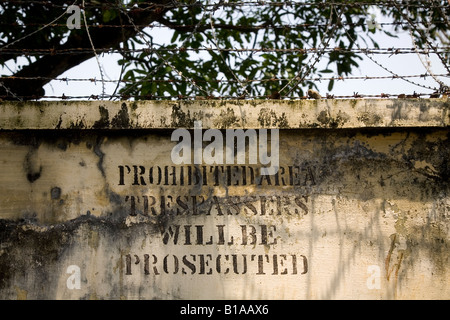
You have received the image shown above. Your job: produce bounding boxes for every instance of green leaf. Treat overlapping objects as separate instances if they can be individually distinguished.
[328,79,335,92]
[102,9,117,23]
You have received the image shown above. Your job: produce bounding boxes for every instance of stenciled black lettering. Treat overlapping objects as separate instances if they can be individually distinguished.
[226,196,240,215]
[176,196,189,215]
[118,165,130,185]
[124,253,308,276]
[163,255,179,274]
[182,255,196,274]
[132,165,146,186]
[295,195,309,215]
[161,225,180,245]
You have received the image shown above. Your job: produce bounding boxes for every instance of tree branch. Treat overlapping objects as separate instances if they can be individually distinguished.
[0,1,172,100]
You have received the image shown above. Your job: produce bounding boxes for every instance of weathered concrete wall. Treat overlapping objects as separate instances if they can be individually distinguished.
[0,98,448,130]
[0,99,448,300]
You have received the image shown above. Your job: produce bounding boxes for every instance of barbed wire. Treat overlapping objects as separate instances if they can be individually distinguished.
[0,0,449,100]
[0,0,78,50]
[0,81,22,101]
[2,0,448,9]
[332,4,444,92]
[281,3,340,96]
[409,10,448,89]
[116,0,214,97]
[81,0,106,98]
[209,5,250,97]
[0,91,441,101]
[4,47,449,55]
[4,72,448,83]
[390,0,450,76]
[1,20,444,30]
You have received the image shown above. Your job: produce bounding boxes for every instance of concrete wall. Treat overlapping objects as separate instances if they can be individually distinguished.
[0,99,448,300]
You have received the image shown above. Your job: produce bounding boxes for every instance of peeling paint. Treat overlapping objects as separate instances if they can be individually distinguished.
[111,103,131,129]
[0,99,448,130]
[358,111,383,126]
[171,103,194,127]
[213,107,238,128]
[92,105,110,129]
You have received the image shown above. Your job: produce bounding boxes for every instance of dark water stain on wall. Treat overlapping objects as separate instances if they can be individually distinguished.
[0,126,448,299]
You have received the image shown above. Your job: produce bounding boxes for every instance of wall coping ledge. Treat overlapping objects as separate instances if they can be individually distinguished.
[0,98,448,130]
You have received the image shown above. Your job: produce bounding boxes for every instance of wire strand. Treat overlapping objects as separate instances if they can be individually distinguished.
[82,0,106,98]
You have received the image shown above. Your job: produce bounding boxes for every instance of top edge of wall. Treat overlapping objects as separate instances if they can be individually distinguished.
[0,98,448,130]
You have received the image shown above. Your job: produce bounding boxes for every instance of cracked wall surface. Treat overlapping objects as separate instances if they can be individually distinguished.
[0,99,448,300]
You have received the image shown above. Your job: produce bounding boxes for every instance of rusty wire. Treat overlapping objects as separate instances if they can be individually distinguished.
[1,0,448,9]
[0,20,439,30]
[0,91,440,101]
[3,72,448,83]
[3,47,449,55]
